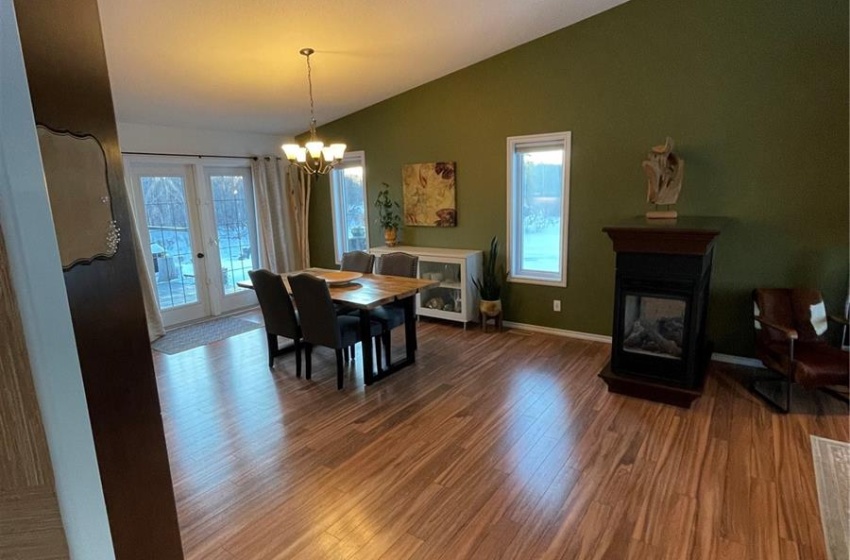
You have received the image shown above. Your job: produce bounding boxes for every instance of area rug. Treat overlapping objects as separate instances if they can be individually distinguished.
[151,317,262,355]
[811,435,850,560]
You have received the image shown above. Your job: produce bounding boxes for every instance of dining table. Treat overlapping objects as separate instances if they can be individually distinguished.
[237,268,438,385]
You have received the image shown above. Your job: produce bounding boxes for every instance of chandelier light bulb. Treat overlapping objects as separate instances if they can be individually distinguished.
[282,144,300,159]
[330,144,346,161]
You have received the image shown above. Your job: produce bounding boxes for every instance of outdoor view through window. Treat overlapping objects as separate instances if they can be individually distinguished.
[142,173,255,309]
[331,156,368,262]
[518,148,564,274]
[142,175,198,309]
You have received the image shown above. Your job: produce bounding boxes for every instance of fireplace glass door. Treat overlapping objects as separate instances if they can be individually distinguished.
[622,295,686,360]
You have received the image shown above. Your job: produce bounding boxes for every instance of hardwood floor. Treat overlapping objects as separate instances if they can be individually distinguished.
[153,314,848,559]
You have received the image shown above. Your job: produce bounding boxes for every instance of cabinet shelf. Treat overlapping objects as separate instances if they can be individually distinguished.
[370,245,483,327]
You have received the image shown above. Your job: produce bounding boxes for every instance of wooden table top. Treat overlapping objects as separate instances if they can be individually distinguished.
[237,268,438,310]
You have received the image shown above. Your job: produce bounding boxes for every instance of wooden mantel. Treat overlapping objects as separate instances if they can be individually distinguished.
[602,216,723,256]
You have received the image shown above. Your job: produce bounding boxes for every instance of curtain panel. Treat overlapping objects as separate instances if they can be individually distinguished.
[252,157,310,272]
[125,183,166,341]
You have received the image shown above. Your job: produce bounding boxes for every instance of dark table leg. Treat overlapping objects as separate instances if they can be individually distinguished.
[363,296,419,385]
[359,308,374,385]
[403,295,416,362]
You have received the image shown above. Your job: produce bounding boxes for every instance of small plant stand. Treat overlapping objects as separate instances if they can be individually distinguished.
[480,309,503,333]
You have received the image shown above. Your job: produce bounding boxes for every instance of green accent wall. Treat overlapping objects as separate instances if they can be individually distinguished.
[306,0,848,356]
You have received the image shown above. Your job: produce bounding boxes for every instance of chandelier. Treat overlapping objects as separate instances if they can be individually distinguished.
[282,48,346,175]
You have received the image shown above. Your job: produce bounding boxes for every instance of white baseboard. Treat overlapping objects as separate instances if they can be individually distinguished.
[502,321,613,343]
[501,320,765,368]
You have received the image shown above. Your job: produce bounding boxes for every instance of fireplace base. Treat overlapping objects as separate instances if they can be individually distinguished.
[599,361,704,408]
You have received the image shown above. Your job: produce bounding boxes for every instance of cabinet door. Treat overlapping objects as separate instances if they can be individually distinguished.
[418,258,465,320]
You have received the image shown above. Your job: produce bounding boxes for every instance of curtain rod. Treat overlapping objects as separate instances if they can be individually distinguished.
[122,150,282,161]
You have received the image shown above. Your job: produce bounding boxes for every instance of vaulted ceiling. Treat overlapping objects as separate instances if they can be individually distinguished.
[99,0,629,136]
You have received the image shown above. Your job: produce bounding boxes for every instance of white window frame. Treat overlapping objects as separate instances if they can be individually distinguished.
[329,151,369,264]
[506,131,571,287]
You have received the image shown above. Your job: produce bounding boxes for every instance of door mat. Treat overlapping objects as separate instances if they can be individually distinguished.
[152,317,262,355]
[811,435,850,560]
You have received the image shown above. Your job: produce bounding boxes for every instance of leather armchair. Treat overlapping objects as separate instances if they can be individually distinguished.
[751,288,849,412]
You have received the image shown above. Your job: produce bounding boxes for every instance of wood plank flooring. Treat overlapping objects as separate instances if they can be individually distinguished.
[153,314,848,559]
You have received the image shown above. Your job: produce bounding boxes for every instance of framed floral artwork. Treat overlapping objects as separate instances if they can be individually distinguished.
[402,162,456,227]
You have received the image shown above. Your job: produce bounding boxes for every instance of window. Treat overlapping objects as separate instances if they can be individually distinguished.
[330,151,368,263]
[507,132,571,287]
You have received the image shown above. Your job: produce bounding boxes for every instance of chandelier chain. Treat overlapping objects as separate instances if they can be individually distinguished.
[305,52,315,127]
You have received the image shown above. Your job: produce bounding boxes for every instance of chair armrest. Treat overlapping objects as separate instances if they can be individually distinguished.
[755,317,798,340]
[828,314,849,326]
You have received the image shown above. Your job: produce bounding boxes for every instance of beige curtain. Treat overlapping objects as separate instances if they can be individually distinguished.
[125,185,165,341]
[252,157,311,272]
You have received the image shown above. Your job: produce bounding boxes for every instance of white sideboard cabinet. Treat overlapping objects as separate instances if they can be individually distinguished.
[369,245,483,328]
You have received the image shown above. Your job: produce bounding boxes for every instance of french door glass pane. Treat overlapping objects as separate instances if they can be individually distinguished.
[519,149,563,274]
[210,174,253,294]
[141,176,198,309]
[339,166,366,253]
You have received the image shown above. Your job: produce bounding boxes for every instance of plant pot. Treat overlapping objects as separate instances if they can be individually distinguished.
[384,227,398,247]
[479,298,502,317]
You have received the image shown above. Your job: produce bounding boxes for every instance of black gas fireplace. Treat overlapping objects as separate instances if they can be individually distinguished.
[600,218,721,407]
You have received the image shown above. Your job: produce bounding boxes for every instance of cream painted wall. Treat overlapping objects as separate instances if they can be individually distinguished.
[117,121,292,157]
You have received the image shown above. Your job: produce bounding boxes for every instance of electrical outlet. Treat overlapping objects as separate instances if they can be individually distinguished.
[553,300,561,312]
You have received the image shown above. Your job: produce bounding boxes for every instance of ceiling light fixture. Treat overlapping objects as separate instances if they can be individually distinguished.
[282,48,346,175]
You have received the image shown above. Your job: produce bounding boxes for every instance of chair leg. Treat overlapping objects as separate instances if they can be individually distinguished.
[749,371,791,413]
[305,343,313,380]
[383,330,391,368]
[267,333,277,368]
[294,340,302,378]
[335,348,344,390]
[351,344,356,360]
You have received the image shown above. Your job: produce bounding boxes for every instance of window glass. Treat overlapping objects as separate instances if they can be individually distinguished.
[209,169,256,294]
[140,175,198,308]
[507,133,571,286]
[330,152,368,263]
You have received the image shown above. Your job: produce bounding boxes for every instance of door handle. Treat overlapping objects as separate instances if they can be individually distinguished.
[197,252,205,259]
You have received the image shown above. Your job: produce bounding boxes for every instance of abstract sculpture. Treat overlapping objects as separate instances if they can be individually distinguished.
[642,137,684,219]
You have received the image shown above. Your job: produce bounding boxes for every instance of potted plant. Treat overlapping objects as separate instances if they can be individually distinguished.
[473,236,507,318]
[374,183,402,246]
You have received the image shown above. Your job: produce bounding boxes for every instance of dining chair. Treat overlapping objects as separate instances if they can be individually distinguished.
[288,273,383,389]
[248,269,302,375]
[338,250,375,360]
[373,252,419,369]
[341,250,375,273]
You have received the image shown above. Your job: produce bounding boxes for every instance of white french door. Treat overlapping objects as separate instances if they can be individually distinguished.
[204,165,259,314]
[127,157,259,327]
